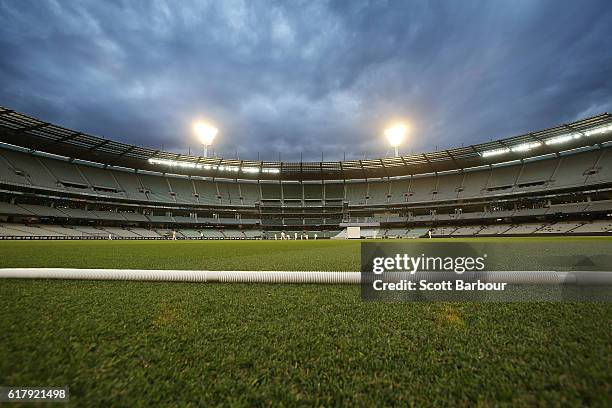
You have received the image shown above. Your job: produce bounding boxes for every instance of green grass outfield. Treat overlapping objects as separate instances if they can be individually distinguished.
[0,238,611,406]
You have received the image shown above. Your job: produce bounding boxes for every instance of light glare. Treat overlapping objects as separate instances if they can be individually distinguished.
[193,121,218,146]
[384,124,408,147]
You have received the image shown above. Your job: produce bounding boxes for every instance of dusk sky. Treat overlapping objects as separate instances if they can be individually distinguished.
[1,0,611,161]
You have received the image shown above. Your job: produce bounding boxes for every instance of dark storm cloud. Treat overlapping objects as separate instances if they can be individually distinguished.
[0,0,611,161]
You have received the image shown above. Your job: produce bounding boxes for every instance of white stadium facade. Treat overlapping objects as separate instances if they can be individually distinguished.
[1,106,612,240]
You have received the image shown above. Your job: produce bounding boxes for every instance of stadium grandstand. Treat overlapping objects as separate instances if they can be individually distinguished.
[1,105,612,240]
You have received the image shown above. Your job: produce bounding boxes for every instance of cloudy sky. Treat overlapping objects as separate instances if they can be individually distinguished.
[1,0,611,161]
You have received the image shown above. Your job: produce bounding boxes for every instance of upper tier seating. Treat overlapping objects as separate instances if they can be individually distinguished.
[0,146,611,209]
[0,150,57,189]
[0,202,33,216]
[78,165,121,191]
[549,150,599,188]
[19,204,67,217]
[167,177,198,204]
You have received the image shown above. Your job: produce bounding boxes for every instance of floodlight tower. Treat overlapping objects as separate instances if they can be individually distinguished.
[385,123,408,157]
[194,121,218,158]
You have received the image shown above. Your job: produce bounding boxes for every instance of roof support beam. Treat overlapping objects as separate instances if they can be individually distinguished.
[446,151,461,169]
[88,139,111,151]
[422,153,435,173]
[57,132,82,143]
[147,150,161,159]
[564,124,586,137]
[117,145,136,157]
[380,159,389,179]
[18,123,49,132]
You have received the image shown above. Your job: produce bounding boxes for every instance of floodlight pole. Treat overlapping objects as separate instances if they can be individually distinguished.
[394,146,399,157]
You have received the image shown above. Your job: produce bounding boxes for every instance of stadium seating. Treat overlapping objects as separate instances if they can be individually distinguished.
[120,212,149,222]
[547,203,589,214]
[167,177,198,204]
[502,223,547,235]
[111,170,148,200]
[517,157,556,185]
[201,229,224,239]
[383,228,408,238]
[40,225,84,236]
[0,152,30,186]
[1,113,612,240]
[72,226,108,236]
[571,220,612,233]
[345,182,367,205]
[0,202,33,216]
[238,183,260,204]
[131,228,162,238]
[488,163,520,190]
[538,222,584,234]
[431,226,457,236]
[222,229,244,239]
[458,169,489,199]
[78,165,121,191]
[585,148,612,185]
[18,204,67,218]
[138,173,175,203]
[0,150,58,189]
[435,173,464,201]
[477,225,512,235]
[178,229,201,238]
[451,226,482,236]
[549,150,598,188]
[192,179,219,204]
[102,227,140,238]
[1,145,611,209]
[243,230,263,239]
[585,200,612,212]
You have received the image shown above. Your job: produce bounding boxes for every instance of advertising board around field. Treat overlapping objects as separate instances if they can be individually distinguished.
[360,241,612,302]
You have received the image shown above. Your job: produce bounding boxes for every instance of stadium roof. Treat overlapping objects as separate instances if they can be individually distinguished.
[1,106,611,181]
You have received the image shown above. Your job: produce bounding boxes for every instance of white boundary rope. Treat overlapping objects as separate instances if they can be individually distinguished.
[0,268,361,283]
[1,268,611,284]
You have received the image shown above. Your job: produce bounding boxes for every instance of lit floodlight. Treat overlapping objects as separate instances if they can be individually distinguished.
[384,123,408,156]
[193,121,218,157]
[511,141,542,152]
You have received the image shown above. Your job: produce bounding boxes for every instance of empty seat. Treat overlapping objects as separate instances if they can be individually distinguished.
[217,181,242,205]
[0,153,31,185]
[0,150,57,189]
[112,170,148,200]
[551,150,598,188]
[585,149,612,186]
[41,156,87,185]
[303,183,323,200]
[517,158,556,185]
[78,165,120,189]
[138,174,174,203]
[487,164,519,189]
[167,177,198,204]
[324,183,344,200]
[434,173,463,201]
[0,202,34,215]
[345,182,367,205]
[18,204,66,217]
[238,183,260,204]
[458,169,490,199]
[367,182,389,204]
[261,183,282,199]
[193,179,220,204]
